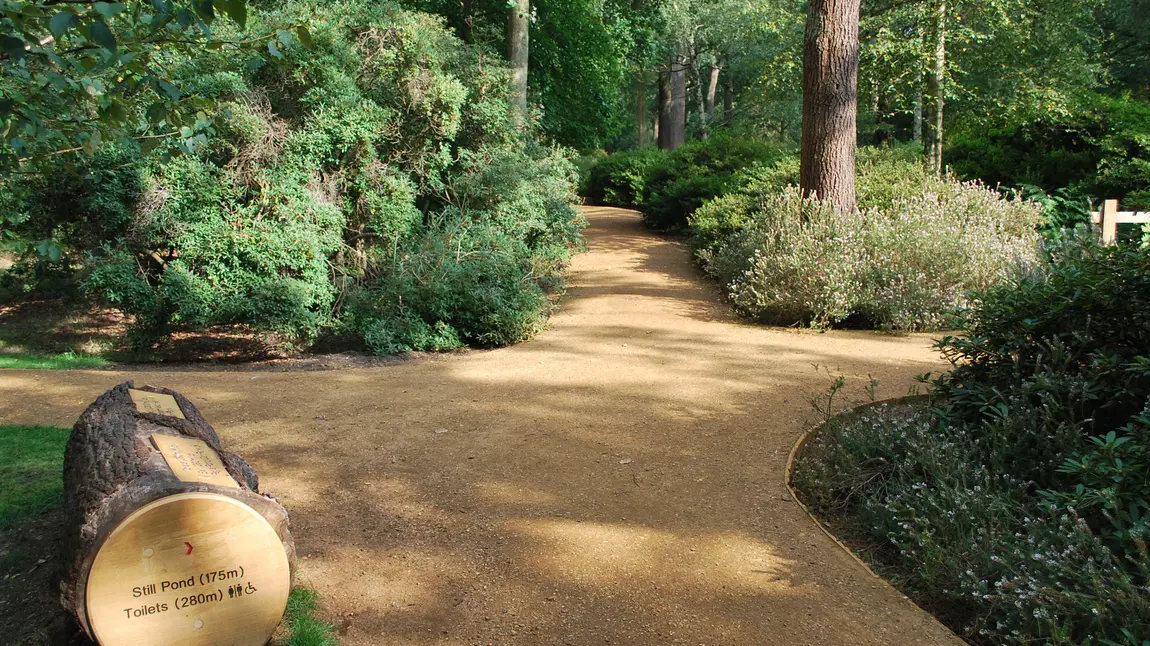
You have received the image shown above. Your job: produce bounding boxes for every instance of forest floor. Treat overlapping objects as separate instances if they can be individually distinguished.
[0,206,963,645]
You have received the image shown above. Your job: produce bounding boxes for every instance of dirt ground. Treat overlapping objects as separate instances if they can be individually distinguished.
[0,207,962,645]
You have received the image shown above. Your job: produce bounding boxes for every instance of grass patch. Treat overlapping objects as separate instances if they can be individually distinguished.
[0,352,110,370]
[284,587,340,646]
[0,423,339,643]
[0,425,70,526]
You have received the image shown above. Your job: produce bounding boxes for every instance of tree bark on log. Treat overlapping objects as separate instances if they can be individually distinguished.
[61,382,294,639]
[800,0,861,213]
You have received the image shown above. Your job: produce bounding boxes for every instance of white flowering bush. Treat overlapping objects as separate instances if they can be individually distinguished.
[793,402,1150,645]
[698,151,1044,331]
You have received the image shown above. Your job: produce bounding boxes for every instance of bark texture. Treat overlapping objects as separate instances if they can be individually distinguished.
[800,0,861,212]
[507,0,530,125]
[658,58,687,150]
[705,65,720,119]
[61,382,294,638]
[923,0,946,175]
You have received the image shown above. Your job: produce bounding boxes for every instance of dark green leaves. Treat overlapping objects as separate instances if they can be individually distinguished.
[1,36,26,62]
[88,21,117,52]
[49,12,81,40]
[295,25,312,48]
[217,0,248,30]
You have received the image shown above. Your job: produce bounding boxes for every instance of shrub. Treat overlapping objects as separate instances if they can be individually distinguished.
[6,0,584,355]
[343,146,584,354]
[582,147,663,208]
[640,134,789,230]
[705,169,1042,330]
[793,241,1150,645]
[947,94,1150,209]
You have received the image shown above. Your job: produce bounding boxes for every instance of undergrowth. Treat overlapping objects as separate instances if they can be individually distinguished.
[791,238,1150,645]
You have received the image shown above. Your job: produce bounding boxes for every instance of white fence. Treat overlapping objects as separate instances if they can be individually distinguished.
[1089,199,1150,244]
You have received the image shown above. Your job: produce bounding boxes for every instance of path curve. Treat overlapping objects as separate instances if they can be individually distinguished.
[1,207,962,645]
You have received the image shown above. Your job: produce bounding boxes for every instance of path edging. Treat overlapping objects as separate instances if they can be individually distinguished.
[784,395,969,646]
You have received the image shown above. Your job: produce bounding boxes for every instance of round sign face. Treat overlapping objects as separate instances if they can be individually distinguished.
[86,493,291,646]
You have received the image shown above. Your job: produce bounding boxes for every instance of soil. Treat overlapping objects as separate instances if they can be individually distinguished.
[0,206,963,645]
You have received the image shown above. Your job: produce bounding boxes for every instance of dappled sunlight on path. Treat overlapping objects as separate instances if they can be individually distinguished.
[0,206,960,645]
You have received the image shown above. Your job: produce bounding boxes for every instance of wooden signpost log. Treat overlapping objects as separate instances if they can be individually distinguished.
[61,382,295,646]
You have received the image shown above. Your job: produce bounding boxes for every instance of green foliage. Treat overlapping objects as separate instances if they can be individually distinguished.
[0,0,304,175]
[935,239,1150,464]
[699,148,1042,330]
[688,155,798,251]
[640,134,788,230]
[1016,185,1093,240]
[4,0,583,355]
[345,146,583,354]
[0,352,109,369]
[582,146,663,208]
[793,242,1150,644]
[0,425,70,526]
[284,588,340,646]
[948,95,1150,208]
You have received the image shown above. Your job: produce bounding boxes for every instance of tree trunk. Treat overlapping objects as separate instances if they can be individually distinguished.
[656,72,668,148]
[636,73,649,146]
[924,0,945,175]
[913,90,923,143]
[704,64,720,132]
[659,58,687,150]
[723,74,733,126]
[507,0,530,125]
[62,382,294,644]
[800,0,861,212]
[695,65,708,139]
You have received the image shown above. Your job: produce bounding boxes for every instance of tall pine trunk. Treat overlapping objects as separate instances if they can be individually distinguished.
[507,0,530,125]
[923,0,945,174]
[800,0,861,212]
[659,58,687,150]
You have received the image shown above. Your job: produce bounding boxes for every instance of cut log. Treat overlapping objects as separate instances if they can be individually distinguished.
[61,382,294,646]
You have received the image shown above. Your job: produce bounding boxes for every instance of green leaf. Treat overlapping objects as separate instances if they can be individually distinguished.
[295,25,312,48]
[83,129,101,154]
[193,0,215,23]
[179,126,194,138]
[94,3,127,20]
[1,36,26,63]
[216,0,247,30]
[146,102,167,124]
[104,101,128,124]
[245,57,264,73]
[89,22,117,52]
[157,80,181,101]
[267,40,281,59]
[49,12,80,40]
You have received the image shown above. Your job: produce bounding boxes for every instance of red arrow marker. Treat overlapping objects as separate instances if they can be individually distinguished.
[185,542,193,555]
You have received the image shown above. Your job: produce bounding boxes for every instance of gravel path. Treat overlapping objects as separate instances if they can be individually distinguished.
[0,206,962,645]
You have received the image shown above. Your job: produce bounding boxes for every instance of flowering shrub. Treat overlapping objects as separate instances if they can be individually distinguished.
[704,177,1042,330]
[793,402,1150,645]
[793,240,1150,645]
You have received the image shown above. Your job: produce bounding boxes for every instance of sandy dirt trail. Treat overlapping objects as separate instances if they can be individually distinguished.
[0,206,962,645]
